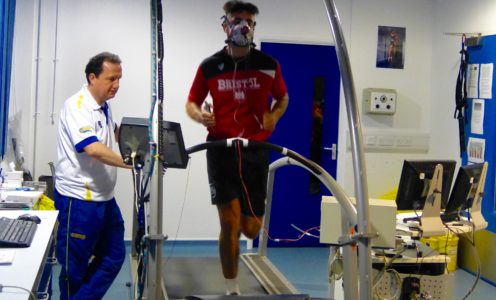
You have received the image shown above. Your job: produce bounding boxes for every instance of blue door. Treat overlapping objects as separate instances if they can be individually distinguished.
[261,42,341,247]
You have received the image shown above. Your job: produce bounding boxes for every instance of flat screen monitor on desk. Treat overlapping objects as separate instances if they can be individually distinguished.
[396,160,456,211]
[442,163,485,222]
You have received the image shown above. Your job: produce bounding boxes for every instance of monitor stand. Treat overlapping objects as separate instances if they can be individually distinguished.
[469,162,488,231]
[420,164,446,237]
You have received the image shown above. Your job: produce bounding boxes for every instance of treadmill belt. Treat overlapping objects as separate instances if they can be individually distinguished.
[163,257,266,299]
[184,296,311,300]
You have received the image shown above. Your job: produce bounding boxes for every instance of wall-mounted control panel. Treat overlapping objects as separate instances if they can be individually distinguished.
[363,88,397,115]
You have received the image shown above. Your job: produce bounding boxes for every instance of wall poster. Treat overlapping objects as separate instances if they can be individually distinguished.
[376,26,406,69]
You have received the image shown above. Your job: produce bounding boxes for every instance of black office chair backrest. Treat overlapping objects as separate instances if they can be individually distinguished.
[38,175,54,200]
[38,162,56,200]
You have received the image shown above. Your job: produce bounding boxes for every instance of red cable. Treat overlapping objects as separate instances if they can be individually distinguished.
[235,140,319,243]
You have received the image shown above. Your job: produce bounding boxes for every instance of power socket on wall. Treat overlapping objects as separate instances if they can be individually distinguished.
[363,88,397,115]
[347,130,430,153]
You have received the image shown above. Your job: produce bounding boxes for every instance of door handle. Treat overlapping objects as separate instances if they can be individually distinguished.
[323,144,337,160]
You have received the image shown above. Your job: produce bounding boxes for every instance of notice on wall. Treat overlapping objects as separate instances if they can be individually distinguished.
[467,137,485,163]
[467,64,479,99]
[479,63,493,99]
[471,99,485,134]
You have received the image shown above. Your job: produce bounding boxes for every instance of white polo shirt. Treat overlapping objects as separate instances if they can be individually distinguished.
[55,84,118,201]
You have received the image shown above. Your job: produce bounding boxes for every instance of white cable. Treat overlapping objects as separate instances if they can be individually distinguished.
[328,250,343,281]
[132,155,139,213]
[144,201,149,235]
[373,268,402,300]
[290,224,320,238]
[165,159,193,263]
[372,244,406,289]
[0,285,36,300]
[133,252,141,299]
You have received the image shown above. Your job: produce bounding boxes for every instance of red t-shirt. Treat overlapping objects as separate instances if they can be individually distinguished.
[188,48,287,141]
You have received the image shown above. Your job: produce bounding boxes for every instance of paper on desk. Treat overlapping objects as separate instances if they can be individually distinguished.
[0,190,43,204]
[0,249,16,265]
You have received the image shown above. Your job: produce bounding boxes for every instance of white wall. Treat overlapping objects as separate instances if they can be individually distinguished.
[342,0,440,198]
[12,0,152,240]
[9,0,496,240]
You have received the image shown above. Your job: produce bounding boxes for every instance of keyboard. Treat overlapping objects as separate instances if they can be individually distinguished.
[0,202,31,209]
[0,217,38,248]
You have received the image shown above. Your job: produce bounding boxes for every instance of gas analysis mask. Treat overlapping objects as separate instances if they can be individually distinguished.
[223,16,255,48]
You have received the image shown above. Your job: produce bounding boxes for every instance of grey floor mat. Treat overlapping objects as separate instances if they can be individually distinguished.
[163,257,266,299]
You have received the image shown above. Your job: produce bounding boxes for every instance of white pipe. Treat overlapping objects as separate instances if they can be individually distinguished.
[31,0,43,178]
[49,0,60,125]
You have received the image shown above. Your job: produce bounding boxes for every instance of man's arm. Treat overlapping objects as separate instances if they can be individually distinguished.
[84,142,131,169]
[186,101,216,127]
[263,93,289,131]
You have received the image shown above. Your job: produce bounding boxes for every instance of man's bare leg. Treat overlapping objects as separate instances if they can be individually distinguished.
[217,199,242,295]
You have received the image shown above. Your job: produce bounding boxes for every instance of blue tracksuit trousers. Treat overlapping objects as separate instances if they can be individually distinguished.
[54,189,125,300]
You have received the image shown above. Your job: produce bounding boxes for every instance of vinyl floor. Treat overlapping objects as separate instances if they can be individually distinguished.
[49,241,495,299]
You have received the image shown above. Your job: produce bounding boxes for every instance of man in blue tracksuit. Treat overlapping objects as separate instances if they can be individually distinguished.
[54,52,131,299]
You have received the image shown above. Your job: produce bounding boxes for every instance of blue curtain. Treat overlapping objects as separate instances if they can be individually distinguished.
[0,0,16,158]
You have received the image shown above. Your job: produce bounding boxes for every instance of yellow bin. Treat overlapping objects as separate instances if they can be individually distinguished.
[421,233,459,272]
[421,236,440,253]
[436,233,459,272]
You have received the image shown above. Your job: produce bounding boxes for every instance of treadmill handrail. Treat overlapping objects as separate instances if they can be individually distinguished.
[186,138,321,176]
[185,138,357,225]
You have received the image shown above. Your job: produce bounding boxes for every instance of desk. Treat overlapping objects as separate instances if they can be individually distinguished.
[372,243,453,299]
[0,210,58,300]
[396,212,474,238]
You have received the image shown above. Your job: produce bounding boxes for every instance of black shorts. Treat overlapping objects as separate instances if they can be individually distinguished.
[206,139,269,217]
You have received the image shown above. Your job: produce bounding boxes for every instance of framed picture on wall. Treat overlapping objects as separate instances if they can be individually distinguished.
[376,26,406,69]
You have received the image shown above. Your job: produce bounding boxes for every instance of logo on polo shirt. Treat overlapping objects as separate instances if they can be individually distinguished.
[79,126,92,134]
[217,78,261,91]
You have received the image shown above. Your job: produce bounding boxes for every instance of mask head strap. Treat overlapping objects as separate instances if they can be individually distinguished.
[221,15,229,26]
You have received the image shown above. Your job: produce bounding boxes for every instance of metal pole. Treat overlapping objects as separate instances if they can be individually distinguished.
[147,0,166,299]
[340,207,358,300]
[323,0,372,299]
[258,169,275,257]
[31,0,43,178]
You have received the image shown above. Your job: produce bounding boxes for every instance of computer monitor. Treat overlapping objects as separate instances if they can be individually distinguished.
[443,163,485,221]
[160,121,189,169]
[119,117,189,169]
[395,160,456,211]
